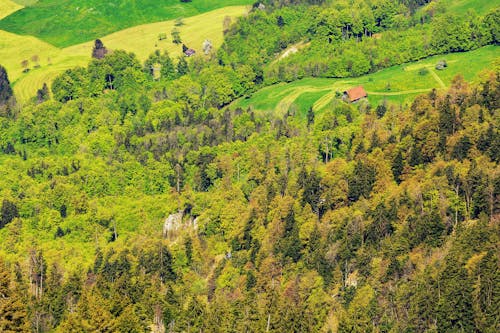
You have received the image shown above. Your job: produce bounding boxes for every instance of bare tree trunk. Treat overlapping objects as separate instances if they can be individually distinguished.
[40,257,43,298]
[454,184,459,230]
[325,138,329,163]
[266,313,271,332]
[176,164,181,193]
[113,219,118,241]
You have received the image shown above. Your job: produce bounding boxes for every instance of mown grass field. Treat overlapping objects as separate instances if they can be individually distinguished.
[0,0,22,19]
[235,45,499,117]
[0,6,248,102]
[441,0,498,15]
[0,0,254,47]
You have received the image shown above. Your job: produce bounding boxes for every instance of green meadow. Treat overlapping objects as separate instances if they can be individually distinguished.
[441,0,498,15]
[0,0,254,47]
[235,45,499,117]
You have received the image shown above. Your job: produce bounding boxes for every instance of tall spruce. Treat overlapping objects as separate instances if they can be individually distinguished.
[0,65,13,106]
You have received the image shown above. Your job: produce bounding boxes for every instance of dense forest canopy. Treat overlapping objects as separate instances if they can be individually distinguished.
[0,0,499,332]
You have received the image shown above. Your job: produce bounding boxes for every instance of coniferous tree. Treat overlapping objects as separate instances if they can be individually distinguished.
[392,150,404,183]
[36,83,50,104]
[436,259,475,332]
[307,106,315,128]
[1,199,18,229]
[0,65,13,107]
[275,210,302,263]
[348,160,376,201]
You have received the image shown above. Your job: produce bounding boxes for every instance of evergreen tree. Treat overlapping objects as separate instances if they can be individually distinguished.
[436,259,475,332]
[438,94,457,136]
[306,106,315,128]
[348,160,376,201]
[275,210,302,263]
[0,65,13,107]
[1,199,18,229]
[452,135,472,160]
[36,83,50,104]
[375,103,387,118]
[392,150,404,183]
[277,15,285,27]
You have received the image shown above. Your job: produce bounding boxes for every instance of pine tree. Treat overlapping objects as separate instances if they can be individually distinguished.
[436,259,475,332]
[277,15,285,27]
[0,65,13,106]
[307,106,315,128]
[275,210,302,263]
[392,150,404,183]
[1,199,19,229]
[348,160,376,201]
[452,135,472,161]
[36,83,50,104]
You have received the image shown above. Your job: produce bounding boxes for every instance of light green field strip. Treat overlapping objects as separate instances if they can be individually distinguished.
[367,89,433,96]
[0,0,22,19]
[428,69,447,88]
[277,83,352,113]
[1,6,249,102]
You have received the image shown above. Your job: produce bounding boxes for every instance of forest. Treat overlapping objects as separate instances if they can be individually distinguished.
[0,0,499,332]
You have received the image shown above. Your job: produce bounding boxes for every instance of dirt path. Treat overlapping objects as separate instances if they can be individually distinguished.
[367,88,432,96]
[271,41,310,65]
[429,69,446,88]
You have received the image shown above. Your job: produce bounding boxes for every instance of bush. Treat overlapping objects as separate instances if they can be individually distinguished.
[419,67,429,76]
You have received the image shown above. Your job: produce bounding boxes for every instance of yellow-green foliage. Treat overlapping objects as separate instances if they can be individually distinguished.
[0,6,248,102]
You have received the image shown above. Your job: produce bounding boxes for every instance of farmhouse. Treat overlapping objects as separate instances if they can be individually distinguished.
[343,86,367,103]
[184,49,196,57]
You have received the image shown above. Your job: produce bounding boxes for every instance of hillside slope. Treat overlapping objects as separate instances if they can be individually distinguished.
[0,6,248,102]
[0,0,254,47]
[235,46,499,113]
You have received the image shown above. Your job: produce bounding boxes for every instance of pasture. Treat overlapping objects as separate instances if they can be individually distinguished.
[0,6,248,102]
[234,45,499,117]
[441,0,498,15]
[0,0,254,47]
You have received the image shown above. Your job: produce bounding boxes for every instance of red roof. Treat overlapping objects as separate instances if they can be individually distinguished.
[344,86,367,102]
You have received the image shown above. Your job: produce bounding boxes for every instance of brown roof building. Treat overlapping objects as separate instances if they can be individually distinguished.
[343,86,367,103]
[184,49,196,57]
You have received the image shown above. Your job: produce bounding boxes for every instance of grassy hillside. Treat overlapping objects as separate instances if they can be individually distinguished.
[0,0,22,19]
[0,0,254,47]
[0,6,248,102]
[235,46,499,117]
[441,0,498,15]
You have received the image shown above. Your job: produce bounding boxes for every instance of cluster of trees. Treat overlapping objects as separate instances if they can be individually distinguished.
[220,1,499,83]
[0,0,498,331]
[0,48,498,330]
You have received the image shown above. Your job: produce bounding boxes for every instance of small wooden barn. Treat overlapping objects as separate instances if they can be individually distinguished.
[343,86,367,103]
[184,49,196,57]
